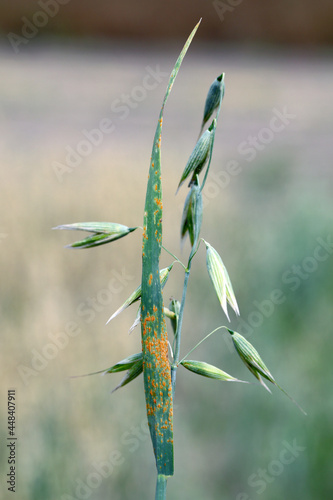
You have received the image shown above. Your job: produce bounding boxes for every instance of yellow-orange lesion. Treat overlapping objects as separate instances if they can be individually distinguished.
[146,402,155,417]
[154,197,163,209]
[142,295,174,452]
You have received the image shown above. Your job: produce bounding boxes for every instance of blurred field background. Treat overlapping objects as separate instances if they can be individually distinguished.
[1,1,333,499]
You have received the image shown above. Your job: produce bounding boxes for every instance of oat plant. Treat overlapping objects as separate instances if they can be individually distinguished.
[55,20,305,499]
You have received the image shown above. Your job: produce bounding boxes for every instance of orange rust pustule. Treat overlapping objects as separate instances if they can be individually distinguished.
[156,133,162,150]
[154,197,163,209]
[141,313,173,429]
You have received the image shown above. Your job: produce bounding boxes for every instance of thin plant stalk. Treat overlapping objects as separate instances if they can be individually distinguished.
[156,475,167,500]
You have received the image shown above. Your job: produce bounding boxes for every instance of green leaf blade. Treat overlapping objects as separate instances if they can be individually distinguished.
[141,20,201,477]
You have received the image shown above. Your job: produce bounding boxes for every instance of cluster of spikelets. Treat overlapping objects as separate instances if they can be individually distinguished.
[55,71,306,416]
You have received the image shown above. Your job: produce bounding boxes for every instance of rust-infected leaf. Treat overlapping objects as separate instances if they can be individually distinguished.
[141,20,201,477]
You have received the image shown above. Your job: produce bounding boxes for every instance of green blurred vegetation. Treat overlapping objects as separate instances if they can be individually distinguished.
[1,40,332,499]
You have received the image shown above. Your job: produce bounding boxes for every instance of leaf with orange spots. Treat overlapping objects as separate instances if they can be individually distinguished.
[141,20,201,477]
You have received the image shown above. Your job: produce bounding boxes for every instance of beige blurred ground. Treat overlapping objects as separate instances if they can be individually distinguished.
[1,37,333,499]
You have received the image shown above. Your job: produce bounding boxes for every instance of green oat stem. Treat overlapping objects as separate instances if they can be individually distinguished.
[179,325,228,364]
